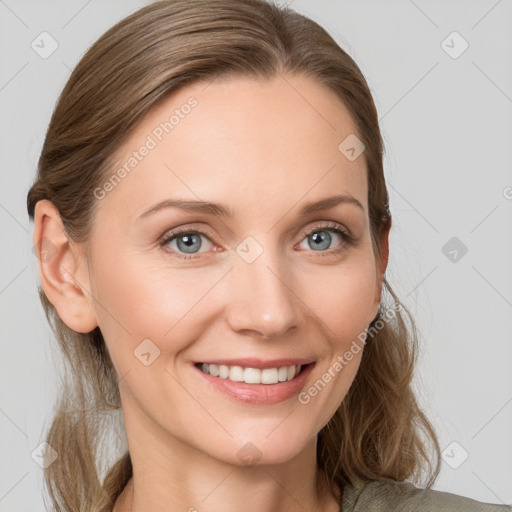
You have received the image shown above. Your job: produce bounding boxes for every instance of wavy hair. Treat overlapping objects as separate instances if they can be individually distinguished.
[26,0,441,510]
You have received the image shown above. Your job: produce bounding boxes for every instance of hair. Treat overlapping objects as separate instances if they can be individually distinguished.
[26,0,441,510]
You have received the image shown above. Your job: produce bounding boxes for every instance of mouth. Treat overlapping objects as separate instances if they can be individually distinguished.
[196,362,307,384]
[193,359,315,404]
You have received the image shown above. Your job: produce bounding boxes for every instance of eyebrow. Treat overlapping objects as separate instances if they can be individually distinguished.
[137,193,365,221]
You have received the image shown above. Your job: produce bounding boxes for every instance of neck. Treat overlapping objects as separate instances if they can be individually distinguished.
[115,464,339,512]
[112,404,340,512]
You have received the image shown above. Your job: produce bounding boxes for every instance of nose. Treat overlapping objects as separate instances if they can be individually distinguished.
[225,249,302,340]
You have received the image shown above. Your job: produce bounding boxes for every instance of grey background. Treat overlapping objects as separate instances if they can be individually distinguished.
[1,0,511,509]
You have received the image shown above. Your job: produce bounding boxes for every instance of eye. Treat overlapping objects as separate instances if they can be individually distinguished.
[296,222,354,256]
[160,227,215,259]
[160,221,355,260]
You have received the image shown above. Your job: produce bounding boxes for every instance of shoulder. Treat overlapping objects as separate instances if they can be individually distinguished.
[341,478,512,512]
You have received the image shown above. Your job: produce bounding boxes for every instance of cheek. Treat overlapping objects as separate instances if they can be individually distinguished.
[89,247,228,368]
[297,252,378,345]
[293,254,377,427]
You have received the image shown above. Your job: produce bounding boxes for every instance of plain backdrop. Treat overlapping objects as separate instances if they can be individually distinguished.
[0,0,511,510]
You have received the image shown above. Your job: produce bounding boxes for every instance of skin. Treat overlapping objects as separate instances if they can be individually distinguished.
[34,73,389,512]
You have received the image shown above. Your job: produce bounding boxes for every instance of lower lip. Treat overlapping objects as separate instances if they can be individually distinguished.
[194,363,315,405]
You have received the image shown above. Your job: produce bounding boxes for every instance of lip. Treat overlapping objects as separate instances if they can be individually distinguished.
[193,360,316,405]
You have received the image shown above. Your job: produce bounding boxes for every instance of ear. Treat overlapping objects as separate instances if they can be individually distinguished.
[372,217,392,318]
[32,200,98,333]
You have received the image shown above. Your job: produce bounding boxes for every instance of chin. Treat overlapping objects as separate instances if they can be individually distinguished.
[207,424,317,468]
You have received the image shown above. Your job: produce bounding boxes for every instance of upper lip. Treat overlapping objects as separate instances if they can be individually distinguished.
[196,358,315,369]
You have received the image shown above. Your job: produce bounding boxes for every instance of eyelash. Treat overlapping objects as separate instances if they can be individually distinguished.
[159,221,355,260]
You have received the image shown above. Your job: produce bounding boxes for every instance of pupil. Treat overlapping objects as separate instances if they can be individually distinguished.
[178,234,201,253]
[310,231,330,251]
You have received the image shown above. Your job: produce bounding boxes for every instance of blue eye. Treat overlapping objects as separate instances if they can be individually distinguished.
[160,222,354,260]
[297,222,353,256]
[160,229,214,259]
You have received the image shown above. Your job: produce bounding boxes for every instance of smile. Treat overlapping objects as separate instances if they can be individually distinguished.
[199,363,303,384]
[194,359,315,404]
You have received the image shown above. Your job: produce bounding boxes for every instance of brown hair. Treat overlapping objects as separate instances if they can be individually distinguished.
[26,0,441,510]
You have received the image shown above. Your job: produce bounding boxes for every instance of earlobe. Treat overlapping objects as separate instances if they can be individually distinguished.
[33,200,98,333]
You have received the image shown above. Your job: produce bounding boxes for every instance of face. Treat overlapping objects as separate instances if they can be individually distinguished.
[82,74,386,466]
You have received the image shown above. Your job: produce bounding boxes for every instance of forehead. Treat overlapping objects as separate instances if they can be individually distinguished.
[95,73,368,224]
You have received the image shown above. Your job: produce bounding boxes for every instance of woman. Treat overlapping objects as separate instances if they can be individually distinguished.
[26,1,511,510]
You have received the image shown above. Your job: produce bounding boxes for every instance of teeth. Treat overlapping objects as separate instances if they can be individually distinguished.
[244,367,261,384]
[200,363,303,384]
[261,368,278,384]
[229,365,244,382]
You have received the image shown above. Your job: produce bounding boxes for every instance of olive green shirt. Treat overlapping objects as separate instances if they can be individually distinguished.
[340,479,512,511]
